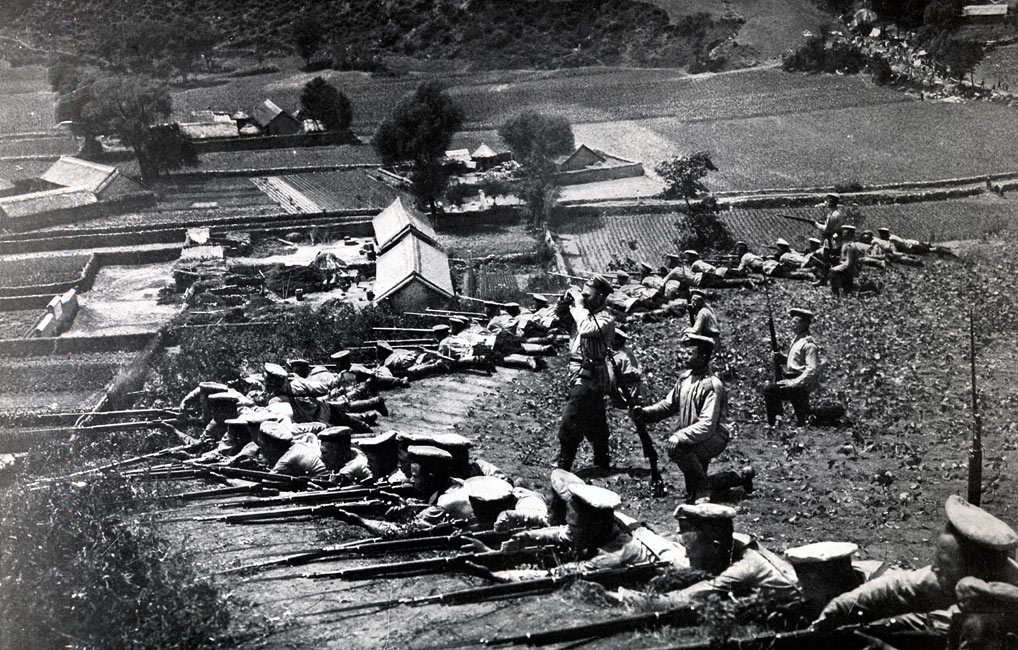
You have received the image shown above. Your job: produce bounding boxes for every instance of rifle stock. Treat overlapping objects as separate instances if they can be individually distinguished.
[968,308,983,506]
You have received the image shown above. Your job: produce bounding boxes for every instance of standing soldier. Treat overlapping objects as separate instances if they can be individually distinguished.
[554,275,616,472]
[814,194,845,249]
[830,225,860,298]
[762,308,821,428]
[685,289,720,342]
[632,334,735,504]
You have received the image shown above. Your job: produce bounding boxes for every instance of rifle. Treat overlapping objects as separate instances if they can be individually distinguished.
[373,327,438,334]
[314,561,668,616]
[221,526,512,575]
[217,483,417,509]
[33,440,205,484]
[306,545,560,582]
[427,307,487,318]
[126,484,280,504]
[178,461,341,490]
[482,605,700,646]
[457,295,504,307]
[415,346,456,362]
[968,308,983,506]
[763,283,784,382]
[587,313,664,496]
[778,213,816,225]
[175,500,397,524]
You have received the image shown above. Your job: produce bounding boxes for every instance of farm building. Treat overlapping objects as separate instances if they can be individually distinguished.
[553,144,644,186]
[373,232,454,311]
[471,143,511,170]
[40,156,143,200]
[372,197,440,253]
[178,121,241,140]
[250,99,301,136]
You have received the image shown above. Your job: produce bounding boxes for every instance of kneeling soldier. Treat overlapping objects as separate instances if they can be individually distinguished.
[762,308,821,428]
[633,335,751,503]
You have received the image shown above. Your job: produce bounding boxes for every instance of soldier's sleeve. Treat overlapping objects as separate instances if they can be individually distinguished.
[338,448,372,484]
[641,384,680,423]
[673,380,723,444]
[814,567,951,629]
[287,376,332,397]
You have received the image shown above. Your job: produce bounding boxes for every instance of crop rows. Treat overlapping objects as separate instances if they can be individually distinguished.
[192,145,381,171]
[558,196,1018,271]
[0,254,90,287]
[0,310,44,337]
[280,170,403,211]
[0,352,135,395]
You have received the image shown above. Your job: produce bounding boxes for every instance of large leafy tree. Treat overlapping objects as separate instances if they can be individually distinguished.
[498,111,574,226]
[655,152,733,255]
[372,80,463,216]
[300,77,353,131]
[655,151,718,206]
[77,75,176,181]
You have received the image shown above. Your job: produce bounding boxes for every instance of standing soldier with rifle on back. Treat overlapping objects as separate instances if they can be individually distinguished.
[762,308,821,430]
[554,275,616,472]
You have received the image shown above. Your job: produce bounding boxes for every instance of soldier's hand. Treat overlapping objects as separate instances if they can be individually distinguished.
[459,536,493,553]
[499,538,523,554]
[665,434,680,455]
[776,379,791,388]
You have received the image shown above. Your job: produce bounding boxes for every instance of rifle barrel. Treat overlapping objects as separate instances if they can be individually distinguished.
[968,308,983,506]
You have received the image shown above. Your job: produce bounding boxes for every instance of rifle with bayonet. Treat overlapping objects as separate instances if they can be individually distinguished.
[223,526,516,576]
[306,545,561,581]
[314,561,668,616]
[968,308,983,506]
[218,483,417,509]
[164,499,402,524]
[763,283,784,382]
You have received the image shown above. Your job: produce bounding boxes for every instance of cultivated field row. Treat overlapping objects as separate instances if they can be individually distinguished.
[556,195,1018,271]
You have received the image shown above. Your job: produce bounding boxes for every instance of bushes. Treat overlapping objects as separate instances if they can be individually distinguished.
[0,472,229,650]
[150,301,405,400]
[782,32,869,75]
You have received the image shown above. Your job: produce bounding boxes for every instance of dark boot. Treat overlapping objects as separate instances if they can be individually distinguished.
[348,397,387,417]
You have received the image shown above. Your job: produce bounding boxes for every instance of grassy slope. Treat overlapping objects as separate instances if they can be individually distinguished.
[463,237,1018,577]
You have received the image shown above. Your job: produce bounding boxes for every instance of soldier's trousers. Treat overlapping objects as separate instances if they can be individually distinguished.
[762,383,811,426]
[556,384,610,470]
[829,270,854,297]
[669,433,728,502]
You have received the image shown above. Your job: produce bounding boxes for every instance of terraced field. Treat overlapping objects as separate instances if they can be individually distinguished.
[556,195,1018,271]
[0,66,54,135]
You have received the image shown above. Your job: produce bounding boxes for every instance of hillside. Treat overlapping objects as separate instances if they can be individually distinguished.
[2,0,824,71]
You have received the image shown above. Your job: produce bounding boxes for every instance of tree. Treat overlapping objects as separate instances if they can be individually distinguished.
[372,81,464,216]
[656,152,733,255]
[77,74,174,181]
[498,112,574,226]
[292,12,326,67]
[167,18,221,79]
[498,112,574,164]
[655,151,718,206]
[300,77,353,131]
